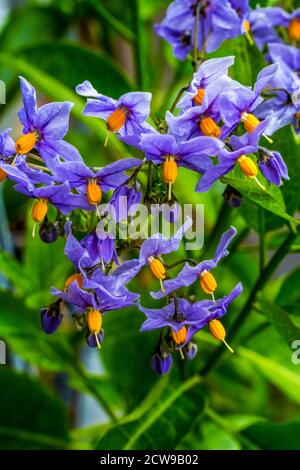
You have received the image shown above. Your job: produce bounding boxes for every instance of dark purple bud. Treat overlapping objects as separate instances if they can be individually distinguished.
[151,350,173,376]
[40,299,63,334]
[183,341,198,360]
[223,185,243,208]
[39,218,59,243]
[86,329,104,348]
[258,147,289,186]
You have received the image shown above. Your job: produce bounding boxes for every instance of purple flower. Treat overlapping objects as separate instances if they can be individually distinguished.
[255,63,300,135]
[177,57,235,111]
[139,282,242,344]
[0,129,15,160]
[267,44,300,74]
[17,77,82,169]
[246,8,282,51]
[195,122,268,192]
[115,217,193,292]
[52,158,143,210]
[151,349,173,375]
[151,227,236,299]
[183,341,198,360]
[140,133,223,198]
[108,182,142,223]
[219,64,279,135]
[258,147,289,186]
[40,300,63,334]
[76,81,152,139]
[0,163,86,215]
[86,329,104,348]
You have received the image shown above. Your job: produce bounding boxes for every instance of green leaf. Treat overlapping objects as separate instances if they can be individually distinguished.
[0,251,31,295]
[276,266,300,307]
[254,300,300,347]
[239,346,300,406]
[96,375,204,450]
[243,418,300,450]
[19,42,132,99]
[0,367,69,449]
[222,171,298,226]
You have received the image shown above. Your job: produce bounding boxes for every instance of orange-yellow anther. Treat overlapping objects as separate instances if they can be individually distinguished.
[172,326,187,345]
[149,257,166,280]
[200,270,217,294]
[64,273,83,290]
[0,167,7,182]
[31,199,48,224]
[194,88,205,106]
[162,156,178,184]
[209,319,226,341]
[237,155,258,178]
[15,132,37,155]
[106,108,127,133]
[295,112,300,119]
[200,117,221,138]
[288,18,300,41]
[86,179,102,206]
[243,20,251,33]
[241,112,260,133]
[87,309,102,334]
[209,319,234,353]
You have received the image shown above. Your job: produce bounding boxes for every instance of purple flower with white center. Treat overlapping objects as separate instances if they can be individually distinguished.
[52,157,143,211]
[116,217,193,292]
[219,64,279,138]
[151,226,236,300]
[76,81,152,142]
[17,77,82,169]
[255,63,300,135]
[195,122,269,193]
[0,129,15,161]
[108,182,142,223]
[151,349,173,375]
[40,299,63,335]
[267,44,300,74]
[177,57,235,111]
[140,132,223,199]
[257,147,289,187]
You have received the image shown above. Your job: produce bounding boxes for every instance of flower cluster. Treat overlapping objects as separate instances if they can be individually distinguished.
[0,0,298,376]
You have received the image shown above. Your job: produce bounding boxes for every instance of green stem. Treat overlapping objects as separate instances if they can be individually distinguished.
[133,0,147,90]
[88,0,135,42]
[200,228,300,376]
[165,258,197,270]
[169,86,189,114]
[258,206,266,272]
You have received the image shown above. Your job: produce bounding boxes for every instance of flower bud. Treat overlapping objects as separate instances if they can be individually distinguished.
[40,300,63,334]
[151,349,173,375]
[39,218,59,243]
[223,185,243,208]
[183,341,198,360]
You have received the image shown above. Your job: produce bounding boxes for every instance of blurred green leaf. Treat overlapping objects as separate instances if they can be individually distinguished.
[239,347,300,406]
[255,300,300,347]
[0,251,31,295]
[0,367,69,450]
[243,418,300,450]
[276,266,300,307]
[19,42,132,99]
[96,375,205,450]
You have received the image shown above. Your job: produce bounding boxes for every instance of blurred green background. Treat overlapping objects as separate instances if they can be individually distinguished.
[0,0,300,451]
